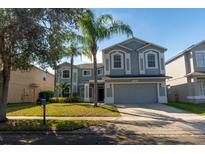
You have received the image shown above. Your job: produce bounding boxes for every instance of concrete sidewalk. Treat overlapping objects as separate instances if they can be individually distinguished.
[7,116,159,121]
[7,116,121,121]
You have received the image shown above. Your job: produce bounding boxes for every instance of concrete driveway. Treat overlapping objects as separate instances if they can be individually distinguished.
[113,104,205,139]
[117,103,205,121]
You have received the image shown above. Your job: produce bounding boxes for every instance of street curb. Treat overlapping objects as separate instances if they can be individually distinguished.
[1,130,205,136]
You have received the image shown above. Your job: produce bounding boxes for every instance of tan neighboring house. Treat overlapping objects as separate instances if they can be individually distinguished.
[166,40,205,103]
[0,66,54,103]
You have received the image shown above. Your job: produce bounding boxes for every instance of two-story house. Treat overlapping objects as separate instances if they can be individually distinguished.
[166,40,205,103]
[56,37,168,104]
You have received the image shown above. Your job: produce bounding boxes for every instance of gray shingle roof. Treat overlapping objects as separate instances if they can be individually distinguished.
[76,63,103,69]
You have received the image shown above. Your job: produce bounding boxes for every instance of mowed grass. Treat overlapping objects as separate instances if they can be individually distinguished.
[168,101,205,116]
[7,102,120,117]
[0,119,103,131]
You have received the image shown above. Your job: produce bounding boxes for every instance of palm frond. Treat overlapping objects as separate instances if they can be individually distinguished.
[83,48,93,60]
[95,16,133,42]
[95,14,114,27]
[109,20,133,37]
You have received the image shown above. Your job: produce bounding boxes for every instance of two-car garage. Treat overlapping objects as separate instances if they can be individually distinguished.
[114,83,158,104]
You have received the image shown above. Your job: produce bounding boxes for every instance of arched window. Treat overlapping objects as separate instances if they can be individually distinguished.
[146,52,158,69]
[112,53,123,69]
[114,54,121,68]
[62,70,70,79]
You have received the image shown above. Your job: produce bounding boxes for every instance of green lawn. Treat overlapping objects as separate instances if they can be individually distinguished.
[0,119,103,131]
[7,102,120,117]
[167,102,205,116]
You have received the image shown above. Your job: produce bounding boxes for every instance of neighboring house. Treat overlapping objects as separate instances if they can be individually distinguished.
[166,40,205,103]
[56,37,168,104]
[0,66,54,103]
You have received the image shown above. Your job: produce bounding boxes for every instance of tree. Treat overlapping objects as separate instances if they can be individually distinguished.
[77,11,133,107]
[0,8,85,122]
[57,82,67,97]
[63,42,82,98]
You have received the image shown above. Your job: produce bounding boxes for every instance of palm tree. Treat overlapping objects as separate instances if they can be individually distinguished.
[57,82,67,97]
[64,42,82,98]
[77,11,133,107]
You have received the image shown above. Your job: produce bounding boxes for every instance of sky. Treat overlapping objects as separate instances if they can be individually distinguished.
[48,8,205,73]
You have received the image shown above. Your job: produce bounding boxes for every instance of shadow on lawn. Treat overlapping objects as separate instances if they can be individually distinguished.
[6,102,37,113]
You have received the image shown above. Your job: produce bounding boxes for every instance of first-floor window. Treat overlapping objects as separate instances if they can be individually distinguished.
[97,68,102,75]
[63,87,70,97]
[83,70,91,77]
[80,87,84,98]
[200,81,205,95]
[89,87,93,98]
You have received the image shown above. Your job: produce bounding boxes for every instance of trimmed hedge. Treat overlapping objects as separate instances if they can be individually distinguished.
[39,90,54,101]
[49,96,80,103]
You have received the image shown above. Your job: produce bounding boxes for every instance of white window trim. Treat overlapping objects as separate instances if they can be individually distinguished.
[125,54,131,74]
[103,53,110,75]
[97,68,103,76]
[111,52,124,70]
[139,53,145,74]
[145,51,158,69]
[82,70,92,77]
[61,70,70,79]
[195,50,205,67]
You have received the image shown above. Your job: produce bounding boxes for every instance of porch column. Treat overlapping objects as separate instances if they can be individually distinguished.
[104,82,114,104]
[84,83,90,102]
[157,82,167,103]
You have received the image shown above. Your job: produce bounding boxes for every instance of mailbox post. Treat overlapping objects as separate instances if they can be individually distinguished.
[41,97,46,125]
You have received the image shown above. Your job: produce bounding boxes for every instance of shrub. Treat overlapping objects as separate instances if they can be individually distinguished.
[70,96,80,102]
[39,90,54,101]
[49,96,81,103]
[49,97,67,103]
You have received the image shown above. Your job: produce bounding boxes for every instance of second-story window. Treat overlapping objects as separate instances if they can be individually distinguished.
[82,70,91,77]
[62,70,70,79]
[113,54,122,68]
[148,54,156,67]
[146,52,158,69]
[196,52,205,67]
[97,68,103,75]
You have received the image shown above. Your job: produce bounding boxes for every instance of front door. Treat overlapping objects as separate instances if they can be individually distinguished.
[98,88,104,102]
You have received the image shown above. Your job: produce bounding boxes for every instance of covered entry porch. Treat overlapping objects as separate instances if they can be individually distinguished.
[83,80,105,102]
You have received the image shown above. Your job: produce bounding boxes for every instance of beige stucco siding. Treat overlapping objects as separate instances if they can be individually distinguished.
[166,55,187,86]
[7,67,54,103]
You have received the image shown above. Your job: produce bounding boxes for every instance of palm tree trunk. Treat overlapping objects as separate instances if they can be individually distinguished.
[93,52,98,107]
[70,55,74,99]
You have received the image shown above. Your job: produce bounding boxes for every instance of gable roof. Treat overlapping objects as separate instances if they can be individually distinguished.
[166,40,205,64]
[57,62,103,69]
[102,37,167,51]
[57,62,79,69]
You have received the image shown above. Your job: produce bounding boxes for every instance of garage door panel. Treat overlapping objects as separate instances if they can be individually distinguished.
[114,84,157,104]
